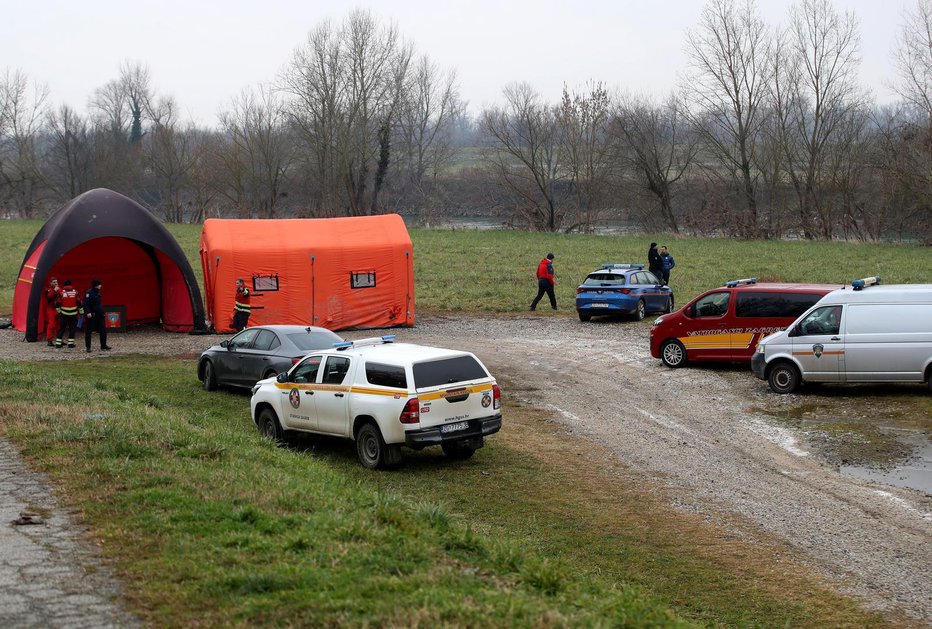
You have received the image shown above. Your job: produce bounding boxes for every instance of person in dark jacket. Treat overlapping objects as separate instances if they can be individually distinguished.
[648,242,663,279]
[83,279,111,352]
[232,278,251,331]
[659,245,676,285]
[529,253,557,311]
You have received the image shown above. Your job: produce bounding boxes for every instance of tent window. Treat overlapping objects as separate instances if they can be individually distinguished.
[351,271,376,289]
[253,274,278,291]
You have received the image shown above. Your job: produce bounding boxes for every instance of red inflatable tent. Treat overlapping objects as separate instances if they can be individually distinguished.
[13,188,205,341]
[200,215,415,333]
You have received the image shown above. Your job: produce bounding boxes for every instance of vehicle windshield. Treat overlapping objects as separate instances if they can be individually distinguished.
[287,330,342,351]
[412,355,488,388]
[583,273,626,287]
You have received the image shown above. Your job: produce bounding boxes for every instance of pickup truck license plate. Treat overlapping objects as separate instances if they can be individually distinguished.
[440,421,468,434]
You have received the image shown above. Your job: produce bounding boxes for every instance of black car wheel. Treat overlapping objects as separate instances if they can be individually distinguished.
[634,299,646,321]
[202,360,217,391]
[660,340,687,368]
[258,408,283,443]
[768,362,801,394]
[262,368,278,381]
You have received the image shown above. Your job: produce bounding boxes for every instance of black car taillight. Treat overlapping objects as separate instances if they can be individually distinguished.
[292,356,302,365]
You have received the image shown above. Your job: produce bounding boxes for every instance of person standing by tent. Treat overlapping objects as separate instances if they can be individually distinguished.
[529,253,557,311]
[55,280,83,349]
[83,279,111,352]
[233,278,251,331]
[44,277,61,346]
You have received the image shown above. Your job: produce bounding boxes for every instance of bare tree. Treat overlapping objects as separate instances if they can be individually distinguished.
[482,82,566,231]
[45,104,92,200]
[685,0,772,236]
[559,82,615,232]
[216,86,295,218]
[140,96,203,222]
[613,94,699,233]
[0,69,49,217]
[772,0,867,239]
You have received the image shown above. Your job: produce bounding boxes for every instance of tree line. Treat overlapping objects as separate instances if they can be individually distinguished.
[1,1,930,242]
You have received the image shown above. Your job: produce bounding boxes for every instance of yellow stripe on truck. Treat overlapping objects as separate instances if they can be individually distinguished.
[419,384,493,401]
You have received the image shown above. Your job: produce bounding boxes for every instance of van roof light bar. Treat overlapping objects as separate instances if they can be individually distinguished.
[334,335,396,351]
[724,277,758,287]
[601,263,644,270]
[851,276,880,291]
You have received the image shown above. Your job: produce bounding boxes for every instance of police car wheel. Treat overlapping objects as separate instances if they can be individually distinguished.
[202,360,217,391]
[660,340,686,368]
[768,362,800,394]
[634,300,646,321]
[258,408,283,443]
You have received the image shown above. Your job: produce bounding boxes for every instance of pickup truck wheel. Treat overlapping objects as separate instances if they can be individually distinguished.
[258,408,283,444]
[660,340,686,368]
[441,441,476,460]
[356,423,391,470]
[202,360,217,391]
[633,299,646,321]
[768,362,801,394]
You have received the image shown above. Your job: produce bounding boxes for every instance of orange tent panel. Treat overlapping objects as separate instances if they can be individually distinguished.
[200,215,415,333]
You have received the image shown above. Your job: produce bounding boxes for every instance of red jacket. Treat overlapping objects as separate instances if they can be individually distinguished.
[536,258,554,285]
[57,287,83,316]
[45,285,61,309]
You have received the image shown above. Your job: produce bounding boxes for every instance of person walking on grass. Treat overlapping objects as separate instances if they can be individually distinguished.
[83,279,112,353]
[529,252,557,311]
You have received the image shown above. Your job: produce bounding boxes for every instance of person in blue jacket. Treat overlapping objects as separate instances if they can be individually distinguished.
[659,245,675,286]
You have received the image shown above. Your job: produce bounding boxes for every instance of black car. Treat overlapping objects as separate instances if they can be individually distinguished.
[198,325,344,391]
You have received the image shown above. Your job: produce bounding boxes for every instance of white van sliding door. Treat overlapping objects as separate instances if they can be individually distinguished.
[844,304,931,382]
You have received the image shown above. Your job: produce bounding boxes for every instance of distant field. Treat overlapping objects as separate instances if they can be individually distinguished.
[2,219,929,316]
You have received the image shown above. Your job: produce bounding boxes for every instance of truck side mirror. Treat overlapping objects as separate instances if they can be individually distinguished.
[276,372,289,383]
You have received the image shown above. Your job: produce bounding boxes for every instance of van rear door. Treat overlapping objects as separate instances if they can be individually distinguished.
[791,305,844,382]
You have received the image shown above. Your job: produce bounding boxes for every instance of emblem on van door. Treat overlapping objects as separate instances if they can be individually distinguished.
[812,343,824,358]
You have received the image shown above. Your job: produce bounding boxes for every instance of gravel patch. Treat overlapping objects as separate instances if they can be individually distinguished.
[2,316,931,622]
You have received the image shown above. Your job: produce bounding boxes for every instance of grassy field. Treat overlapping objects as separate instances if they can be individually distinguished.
[0,358,886,627]
[0,219,926,624]
[2,219,929,316]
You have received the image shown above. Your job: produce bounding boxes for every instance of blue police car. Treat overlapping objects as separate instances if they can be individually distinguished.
[575,264,674,322]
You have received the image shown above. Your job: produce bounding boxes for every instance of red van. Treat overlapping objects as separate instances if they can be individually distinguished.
[649,279,840,368]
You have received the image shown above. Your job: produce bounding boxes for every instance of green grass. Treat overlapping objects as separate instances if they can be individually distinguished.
[0,357,885,627]
[3,220,928,316]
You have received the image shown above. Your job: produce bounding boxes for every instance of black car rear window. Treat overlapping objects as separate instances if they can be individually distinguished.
[366,362,408,389]
[287,331,341,351]
[412,356,488,388]
[735,292,823,318]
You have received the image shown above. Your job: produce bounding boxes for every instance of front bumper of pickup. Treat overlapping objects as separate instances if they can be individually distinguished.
[404,414,502,449]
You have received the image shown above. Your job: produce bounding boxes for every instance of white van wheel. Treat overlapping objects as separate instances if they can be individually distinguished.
[768,362,800,394]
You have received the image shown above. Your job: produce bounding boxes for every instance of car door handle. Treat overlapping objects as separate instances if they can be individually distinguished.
[334,393,344,398]
[304,391,314,396]
[830,336,840,341]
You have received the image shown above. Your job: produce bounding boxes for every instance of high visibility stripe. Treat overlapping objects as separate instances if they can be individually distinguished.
[234,303,251,313]
[680,333,730,350]
[792,351,845,356]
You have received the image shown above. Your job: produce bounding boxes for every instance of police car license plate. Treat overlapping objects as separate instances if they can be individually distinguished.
[440,421,468,434]
[591,302,609,308]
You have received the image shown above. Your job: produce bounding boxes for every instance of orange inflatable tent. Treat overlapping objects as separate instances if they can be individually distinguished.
[200,215,415,333]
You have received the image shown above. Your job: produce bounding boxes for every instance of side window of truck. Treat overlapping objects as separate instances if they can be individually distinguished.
[693,292,730,318]
[322,356,351,385]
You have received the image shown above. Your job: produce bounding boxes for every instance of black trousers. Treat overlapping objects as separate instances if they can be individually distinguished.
[56,315,78,347]
[530,281,557,310]
[85,313,108,349]
[233,310,250,331]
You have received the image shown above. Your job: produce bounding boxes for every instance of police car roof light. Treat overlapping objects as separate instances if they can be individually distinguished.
[335,335,397,351]
[380,335,396,343]
[724,277,758,288]
[601,263,644,270]
[333,341,353,349]
[851,275,880,291]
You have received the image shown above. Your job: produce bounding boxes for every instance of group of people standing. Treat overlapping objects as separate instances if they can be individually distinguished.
[43,277,111,352]
[528,243,677,310]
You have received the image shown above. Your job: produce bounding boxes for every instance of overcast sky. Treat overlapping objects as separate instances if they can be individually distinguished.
[1,0,916,127]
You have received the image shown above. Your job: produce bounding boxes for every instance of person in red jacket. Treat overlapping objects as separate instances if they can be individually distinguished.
[44,277,61,346]
[232,278,251,331]
[529,252,557,311]
[54,279,84,349]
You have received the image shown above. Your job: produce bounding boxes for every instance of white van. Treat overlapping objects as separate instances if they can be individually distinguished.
[751,280,932,394]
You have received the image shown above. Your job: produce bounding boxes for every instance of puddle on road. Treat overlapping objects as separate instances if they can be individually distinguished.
[753,386,932,494]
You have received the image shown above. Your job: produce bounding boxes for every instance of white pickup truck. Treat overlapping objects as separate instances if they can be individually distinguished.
[249,336,503,469]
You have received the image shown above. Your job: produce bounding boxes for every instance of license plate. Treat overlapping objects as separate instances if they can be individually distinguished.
[440,421,469,434]
[590,303,609,308]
